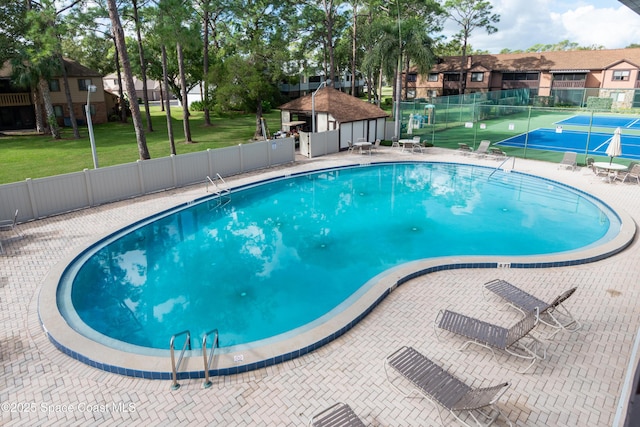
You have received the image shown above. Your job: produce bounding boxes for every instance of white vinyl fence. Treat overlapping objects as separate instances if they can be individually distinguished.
[0,138,295,223]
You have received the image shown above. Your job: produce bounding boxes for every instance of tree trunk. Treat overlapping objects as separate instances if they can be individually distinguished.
[132,0,153,132]
[39,76,60,139]
[202,2,212,126]
[112,35,127,123]
[351,4,357,95]
[324,0,336,86]
[162,44,176,155]
[160,83,165,112]
[177,42,192,143]
[58,55,81,139]
[107,0,150,160]
[32,85,45,133]
[254,99,263,140]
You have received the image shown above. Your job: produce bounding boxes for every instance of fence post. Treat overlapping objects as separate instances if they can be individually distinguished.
[238,144,244,173]
[207,148,214,177]
[83,168,94,207]
[170,154,178,188]
[25,178,39,219]
[136,160,146,195]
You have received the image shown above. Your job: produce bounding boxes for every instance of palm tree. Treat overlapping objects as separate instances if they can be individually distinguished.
[11,58,61,139]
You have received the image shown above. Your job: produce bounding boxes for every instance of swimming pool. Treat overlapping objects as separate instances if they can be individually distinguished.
[42,161,634,378]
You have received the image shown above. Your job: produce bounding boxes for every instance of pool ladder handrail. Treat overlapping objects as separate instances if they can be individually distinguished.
[488,156,516,179]
[202,329,219,389]
[170,330,191,390]
[206,174,231,208]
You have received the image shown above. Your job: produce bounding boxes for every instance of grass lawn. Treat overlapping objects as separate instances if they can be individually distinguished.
[0,106,286,184]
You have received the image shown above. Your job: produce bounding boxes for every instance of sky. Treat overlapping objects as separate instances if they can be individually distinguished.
[442,0,640,53]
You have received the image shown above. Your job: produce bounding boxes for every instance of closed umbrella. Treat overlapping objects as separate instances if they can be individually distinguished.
[407,114,414,135]
[606,127,622,164]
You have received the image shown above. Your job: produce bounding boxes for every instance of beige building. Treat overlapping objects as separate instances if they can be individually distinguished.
[406,48,640,108]
[0,58,109,131]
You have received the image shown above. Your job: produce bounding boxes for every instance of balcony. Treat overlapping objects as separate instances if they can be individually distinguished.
[551,81,586,89]
[0,93,31,107]
[501,81,539,89]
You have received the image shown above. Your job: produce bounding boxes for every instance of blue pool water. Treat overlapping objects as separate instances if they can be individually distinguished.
[58,162,619,352]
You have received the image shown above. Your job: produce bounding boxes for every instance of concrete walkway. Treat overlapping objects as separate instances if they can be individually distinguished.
[1,147,639,426]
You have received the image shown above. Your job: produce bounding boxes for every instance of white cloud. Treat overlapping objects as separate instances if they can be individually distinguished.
[440,0,640,53]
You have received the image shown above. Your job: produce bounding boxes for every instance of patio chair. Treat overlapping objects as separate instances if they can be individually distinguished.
[391,136,399,148]
[484,279,581,339]
[558,152,577,171]
[488,147,506,159]
[0,209,20,255]
[309,402,366,427]
[385,346,513,427]
[435,307,545,373]
[411,136,423,153]
[359,143,372,155]
[347,140,355,154]
[614,163,640,184]
[587,158,609,178]
[458,143,472,154]
[0,209,19,235]
[372,138,381,153]
[473,140,491,157]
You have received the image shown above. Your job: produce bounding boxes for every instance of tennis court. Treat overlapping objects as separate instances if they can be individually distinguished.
[556,115,640,129]
[496,128,640,160]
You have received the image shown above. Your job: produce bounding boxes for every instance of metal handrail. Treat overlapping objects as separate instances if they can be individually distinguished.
[170,330,191,390]
[488,156,515,179]
[205,174,230,196]
[202,329,219,389]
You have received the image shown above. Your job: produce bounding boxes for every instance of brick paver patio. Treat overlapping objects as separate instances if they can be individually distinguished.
[1,147,638,426]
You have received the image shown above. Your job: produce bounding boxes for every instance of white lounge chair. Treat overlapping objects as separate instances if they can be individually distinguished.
[473,140,491,157]
[558,152,577,171]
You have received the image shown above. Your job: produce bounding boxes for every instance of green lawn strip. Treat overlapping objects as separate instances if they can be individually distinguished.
[0,107,282,183]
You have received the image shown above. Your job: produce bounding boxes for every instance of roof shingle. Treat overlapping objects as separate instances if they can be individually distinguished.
[279,87,388,123]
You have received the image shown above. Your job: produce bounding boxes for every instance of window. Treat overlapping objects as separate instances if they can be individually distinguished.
[78,79,92,91]
[470,72,484,82]
[553,73,586,81]
[427,73,438,82]
[53,105,63,118]
[406,73,417,82]
[444,73,461,82]
[49,79,60,92]
[407,89,416,99]
[502,72,539,81]
[427,90,438,97]
[612,70,630,81]
[610,92,626,102]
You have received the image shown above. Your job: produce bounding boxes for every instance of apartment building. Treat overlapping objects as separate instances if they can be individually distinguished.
[406,48,640,108]
[0,58,111,131]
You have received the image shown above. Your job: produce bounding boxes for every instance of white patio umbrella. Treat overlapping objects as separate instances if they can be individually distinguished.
[606,127,622,164]
[407,114,414,135]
